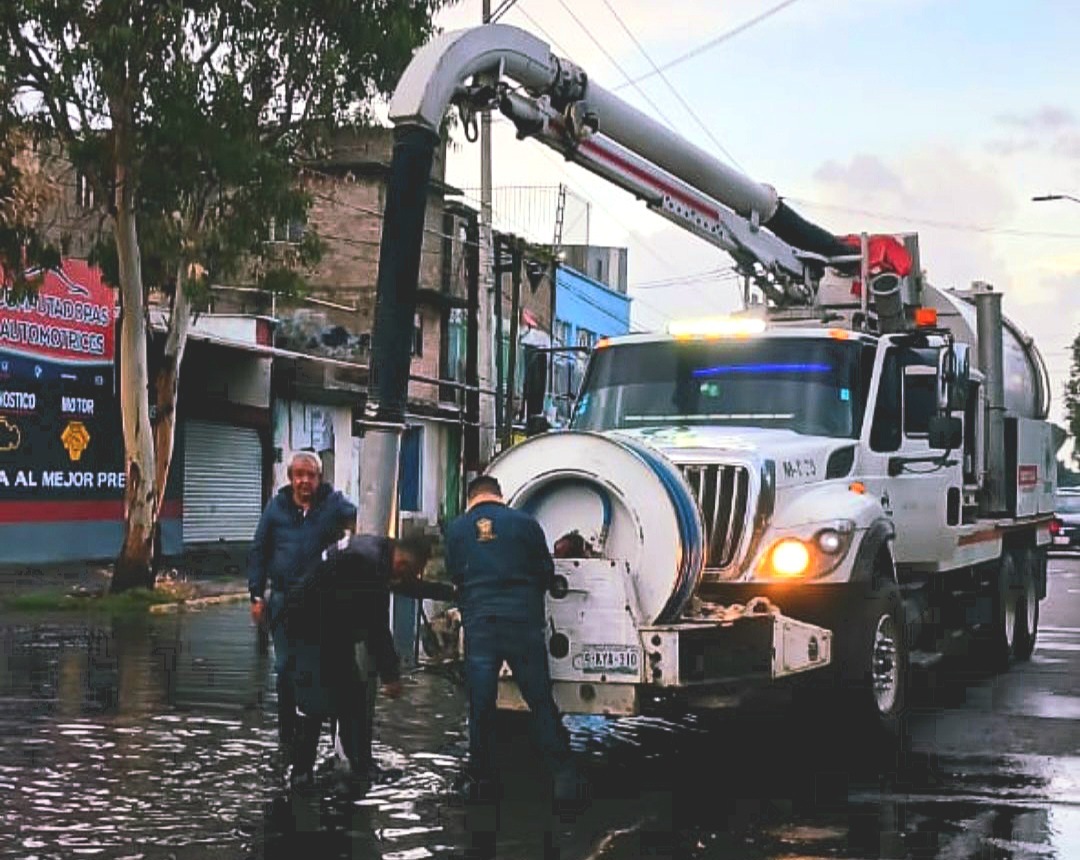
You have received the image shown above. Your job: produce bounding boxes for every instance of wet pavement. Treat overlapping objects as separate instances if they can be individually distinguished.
[1,557,1078,859]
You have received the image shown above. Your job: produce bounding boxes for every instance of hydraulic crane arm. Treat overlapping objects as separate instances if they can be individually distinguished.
[356,23,853,538]
[388,23,852,302]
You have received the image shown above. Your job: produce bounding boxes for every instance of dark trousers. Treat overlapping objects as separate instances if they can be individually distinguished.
[271,590,372,776]
[282,641,379,778]
[464,619,569,781]
[288,706,371,777]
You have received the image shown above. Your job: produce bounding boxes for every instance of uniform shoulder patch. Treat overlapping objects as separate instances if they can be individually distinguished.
[475,517,496,542]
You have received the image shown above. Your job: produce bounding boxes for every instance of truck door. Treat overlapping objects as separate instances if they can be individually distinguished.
[861,345,962,566]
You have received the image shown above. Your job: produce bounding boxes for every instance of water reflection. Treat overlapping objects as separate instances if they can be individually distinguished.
[1,601,1078,859]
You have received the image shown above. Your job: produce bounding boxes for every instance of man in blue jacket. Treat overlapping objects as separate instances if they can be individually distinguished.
[247,451,358,779]
[444,475,575,803]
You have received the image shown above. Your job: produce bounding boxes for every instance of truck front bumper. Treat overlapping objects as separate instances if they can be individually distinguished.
[497,606,832,717]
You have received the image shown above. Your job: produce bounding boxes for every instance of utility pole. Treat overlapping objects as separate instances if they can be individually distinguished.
[463,208,481,474]
[477,0,496,467]
[493,230,504,447]
[504,238,522,447]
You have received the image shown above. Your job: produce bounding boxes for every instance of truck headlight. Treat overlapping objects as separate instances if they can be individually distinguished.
[769,539,811,577]
[816,528,844,554]
[757,521,855,579]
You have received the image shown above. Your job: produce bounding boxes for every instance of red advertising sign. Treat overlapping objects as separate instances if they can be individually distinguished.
[1017,465,1038,488]
[0,260,116,364]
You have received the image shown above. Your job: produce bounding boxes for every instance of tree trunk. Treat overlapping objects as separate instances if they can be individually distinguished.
[111,162,157,594]
[152,263,193,514]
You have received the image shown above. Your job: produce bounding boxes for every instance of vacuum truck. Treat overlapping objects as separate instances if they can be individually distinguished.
[357,24,1061,738]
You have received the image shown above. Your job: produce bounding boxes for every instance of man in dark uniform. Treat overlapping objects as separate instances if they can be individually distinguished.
[278,532,455,789]
[444,475,576,803]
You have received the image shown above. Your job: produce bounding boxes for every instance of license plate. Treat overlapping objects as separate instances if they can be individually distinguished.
[573,645,641,675]
[1054,536,1069,546]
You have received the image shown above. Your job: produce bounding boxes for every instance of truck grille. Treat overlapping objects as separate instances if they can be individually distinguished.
[678,464,750,569]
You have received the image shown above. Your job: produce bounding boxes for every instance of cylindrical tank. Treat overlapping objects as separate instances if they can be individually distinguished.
[923,284,1050,419]
[486,430,705,625]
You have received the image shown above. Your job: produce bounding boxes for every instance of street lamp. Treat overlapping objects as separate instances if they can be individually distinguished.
[1032,193,1080,205]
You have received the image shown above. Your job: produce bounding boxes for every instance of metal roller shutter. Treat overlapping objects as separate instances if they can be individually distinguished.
[183,420,264,543]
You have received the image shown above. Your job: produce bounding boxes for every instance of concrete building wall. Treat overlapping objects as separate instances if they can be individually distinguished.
[271,398,360,507]
[560,245,628,294]
[269,400,454,532]
[194,353,272,410]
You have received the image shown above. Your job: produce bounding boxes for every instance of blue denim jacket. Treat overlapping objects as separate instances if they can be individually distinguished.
[444,501,554,626]
[247,483,357,600]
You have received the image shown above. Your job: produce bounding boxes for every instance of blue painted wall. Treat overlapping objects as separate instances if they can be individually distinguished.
[550,266,631,424]
[554,265,631,347]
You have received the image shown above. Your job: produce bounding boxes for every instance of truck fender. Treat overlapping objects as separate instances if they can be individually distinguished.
[769,483,883,529]
[848,519,897,586]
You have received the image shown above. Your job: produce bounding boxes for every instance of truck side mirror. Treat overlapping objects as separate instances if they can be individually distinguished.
[936,344,970,412]
[928,415,962,450]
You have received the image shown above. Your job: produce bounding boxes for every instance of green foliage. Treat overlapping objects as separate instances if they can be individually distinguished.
[1,0,450,295]
[1066,332,1080,467]
[3,587,175,613]
[0,116,61,285]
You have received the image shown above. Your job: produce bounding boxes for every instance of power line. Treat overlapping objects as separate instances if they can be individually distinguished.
[558,279,633,329]
[600,0,744,172]
[488,5,745,314]
[786,197,1080,240]
[630,267,737,289]
[304,169,484,250]
[530,146,680,272]
[553,0,686,139]
[489,0,519,23]
[613,0,805,91]
[511,4,570,56]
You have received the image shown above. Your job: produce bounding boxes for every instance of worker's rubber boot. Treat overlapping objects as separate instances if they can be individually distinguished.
[276,675,297,767]
[289,715,322,791]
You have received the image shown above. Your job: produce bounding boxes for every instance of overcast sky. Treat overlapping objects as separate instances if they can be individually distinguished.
[432,0,1079,436]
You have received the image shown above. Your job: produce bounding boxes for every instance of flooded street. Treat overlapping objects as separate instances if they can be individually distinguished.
[2,558,1079,859]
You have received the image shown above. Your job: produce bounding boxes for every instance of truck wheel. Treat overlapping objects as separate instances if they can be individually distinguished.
[977,551,1019,672]
[1012,548,1040,661]
[837,578,908,744]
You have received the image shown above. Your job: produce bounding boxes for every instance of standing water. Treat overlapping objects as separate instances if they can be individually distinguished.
[3,589,1079,858]
[0,600,469,859]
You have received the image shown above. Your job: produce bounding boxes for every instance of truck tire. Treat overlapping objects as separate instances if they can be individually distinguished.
[976,550,1019,672]
[836,573,908,744]
[1012,548,1040,661]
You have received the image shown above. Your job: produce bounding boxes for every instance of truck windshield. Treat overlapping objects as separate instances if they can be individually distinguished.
[571,337,871,438]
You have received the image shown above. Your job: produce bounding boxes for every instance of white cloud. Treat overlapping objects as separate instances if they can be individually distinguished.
[1053,133,1080,161]
[996,106,1076,131]
[986,105,1080,163]
[814,155,906,198]
[984,138,1039,157]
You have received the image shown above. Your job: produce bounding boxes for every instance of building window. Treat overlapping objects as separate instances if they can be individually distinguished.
[576,328,595,350]
[75,172,94,209]
[594,259,604,281]
[554,319,572,347]
[268,218,304,243]
[411,312,423,357]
